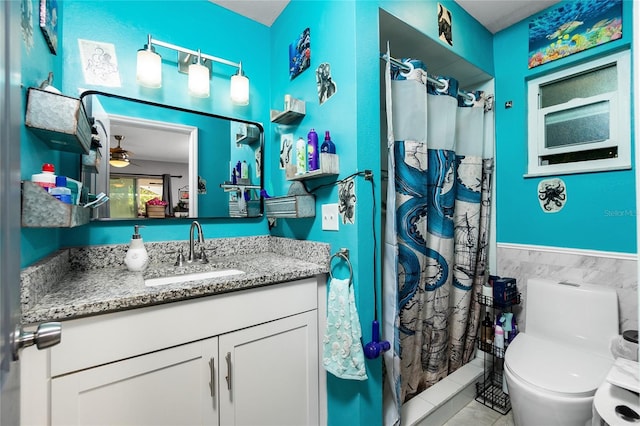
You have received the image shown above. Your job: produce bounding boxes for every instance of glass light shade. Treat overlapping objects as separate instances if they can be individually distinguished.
[136,49,162,88]
[230,73,249,105]
[188,63,210,98]
[109,158,130,168]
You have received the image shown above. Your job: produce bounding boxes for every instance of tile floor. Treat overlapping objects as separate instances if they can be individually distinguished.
[443,400,515,426]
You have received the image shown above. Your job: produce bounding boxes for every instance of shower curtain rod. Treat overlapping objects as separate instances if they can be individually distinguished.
[380,53,474,102]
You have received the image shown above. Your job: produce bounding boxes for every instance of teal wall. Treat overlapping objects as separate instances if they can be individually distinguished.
[267,1,493,425]
[268,3,379,424]
[378,0,494,75]
[494,0,636,253]
[21,0,68,266]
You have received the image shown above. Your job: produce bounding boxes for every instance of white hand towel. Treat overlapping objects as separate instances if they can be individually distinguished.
[322,278,368,380]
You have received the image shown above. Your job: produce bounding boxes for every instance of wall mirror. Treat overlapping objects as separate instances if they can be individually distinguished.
[80,91,263,220]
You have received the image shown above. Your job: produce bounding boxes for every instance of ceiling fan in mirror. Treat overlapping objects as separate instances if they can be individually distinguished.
[109,135,134,168]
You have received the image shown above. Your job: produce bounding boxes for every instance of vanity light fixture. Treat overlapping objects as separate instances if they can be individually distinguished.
[136,38,162,88]
[188,50,210,98]
[230,62,249,106]
[135,34,249,104]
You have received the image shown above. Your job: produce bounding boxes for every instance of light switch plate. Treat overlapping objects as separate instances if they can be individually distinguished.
[321,204,339,231]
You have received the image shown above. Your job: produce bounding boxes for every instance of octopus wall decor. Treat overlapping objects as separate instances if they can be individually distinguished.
[537,178,567,213]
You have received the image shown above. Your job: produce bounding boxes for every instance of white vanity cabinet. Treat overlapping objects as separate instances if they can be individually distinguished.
[218,311,318,426]
[51,337,220,425]
[21,277,325,426]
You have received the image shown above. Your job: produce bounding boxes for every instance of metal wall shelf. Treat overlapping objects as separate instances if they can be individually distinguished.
[21,181,90,228]
[286,154,339,181]
[264,182,315,218]
[25,88,91,154]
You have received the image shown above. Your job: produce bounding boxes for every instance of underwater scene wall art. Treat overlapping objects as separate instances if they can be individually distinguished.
[528,0,622,69]
[289,27,310,80]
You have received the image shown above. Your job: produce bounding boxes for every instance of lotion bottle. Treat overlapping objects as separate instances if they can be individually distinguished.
[124,225,149,272]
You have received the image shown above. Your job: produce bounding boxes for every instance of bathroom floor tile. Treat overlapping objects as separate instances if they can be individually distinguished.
[442,400,503,426]
[492,410,515,426]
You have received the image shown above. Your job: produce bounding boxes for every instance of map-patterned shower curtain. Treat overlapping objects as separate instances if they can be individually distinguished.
[382,54,493,426]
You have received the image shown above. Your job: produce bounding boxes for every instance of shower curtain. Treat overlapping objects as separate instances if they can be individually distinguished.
[162,173,174,216]
[382,54,493,426]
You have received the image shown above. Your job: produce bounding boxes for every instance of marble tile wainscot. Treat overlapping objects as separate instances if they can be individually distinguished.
[21,236,330,324]
[497,243,638,333]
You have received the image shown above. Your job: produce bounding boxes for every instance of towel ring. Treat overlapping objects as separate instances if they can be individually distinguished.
[329,248,353,283]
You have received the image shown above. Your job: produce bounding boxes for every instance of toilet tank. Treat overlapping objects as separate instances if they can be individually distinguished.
[525,278,618,358]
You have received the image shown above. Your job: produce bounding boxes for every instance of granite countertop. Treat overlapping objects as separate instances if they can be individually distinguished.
[21,236,330,324]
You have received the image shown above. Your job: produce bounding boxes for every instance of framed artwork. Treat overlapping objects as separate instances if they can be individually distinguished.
[39,0,58,54]
[280,133,293,170]
[289,28,310,79]
[438,3,453,46]
[528,0,622,68]
[316,63,337,105]
[78,39,122,87]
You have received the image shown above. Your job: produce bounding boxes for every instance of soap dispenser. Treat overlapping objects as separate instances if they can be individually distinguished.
[124,225,149,272]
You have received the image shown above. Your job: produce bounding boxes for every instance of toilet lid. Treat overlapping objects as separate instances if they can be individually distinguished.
[505,333,613,396]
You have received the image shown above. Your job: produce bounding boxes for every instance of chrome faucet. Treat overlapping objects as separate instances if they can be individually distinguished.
[187,221,208,264]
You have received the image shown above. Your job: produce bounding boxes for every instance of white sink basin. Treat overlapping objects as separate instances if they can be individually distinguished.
[145,269,245,287]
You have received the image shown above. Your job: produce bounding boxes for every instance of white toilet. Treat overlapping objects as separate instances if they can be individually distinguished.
[504,278,619,426]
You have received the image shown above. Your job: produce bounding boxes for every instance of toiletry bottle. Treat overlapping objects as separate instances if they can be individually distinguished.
[495,323,505,357]
[502,312,513,343]
[124,225,149,272]
[31,163,57,191]
[508,315,518,344]
[321,130,336,154]
[482,312,493,346]
[307,128,319,171]
[481,281,493,301]
[49,176,72,204]
[241,160,248,179]
[296,137,307,175]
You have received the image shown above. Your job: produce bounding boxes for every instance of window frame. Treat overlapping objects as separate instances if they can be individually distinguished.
[526,50,631,177]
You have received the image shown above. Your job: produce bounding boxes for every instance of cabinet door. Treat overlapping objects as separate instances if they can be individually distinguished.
[51,337,218,426]
[219,310,319,426]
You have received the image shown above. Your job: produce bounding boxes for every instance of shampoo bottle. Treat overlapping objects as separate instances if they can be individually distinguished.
[124,225,149,272]
[307,128,319,171]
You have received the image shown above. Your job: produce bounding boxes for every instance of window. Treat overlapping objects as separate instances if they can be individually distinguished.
[527,50,631,176]
[109,176,163,218]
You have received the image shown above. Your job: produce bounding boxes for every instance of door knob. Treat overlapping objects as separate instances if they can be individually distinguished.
[11,322,61,361]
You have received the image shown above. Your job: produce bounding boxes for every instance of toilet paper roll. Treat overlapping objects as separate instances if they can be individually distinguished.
[610,335,639,361]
